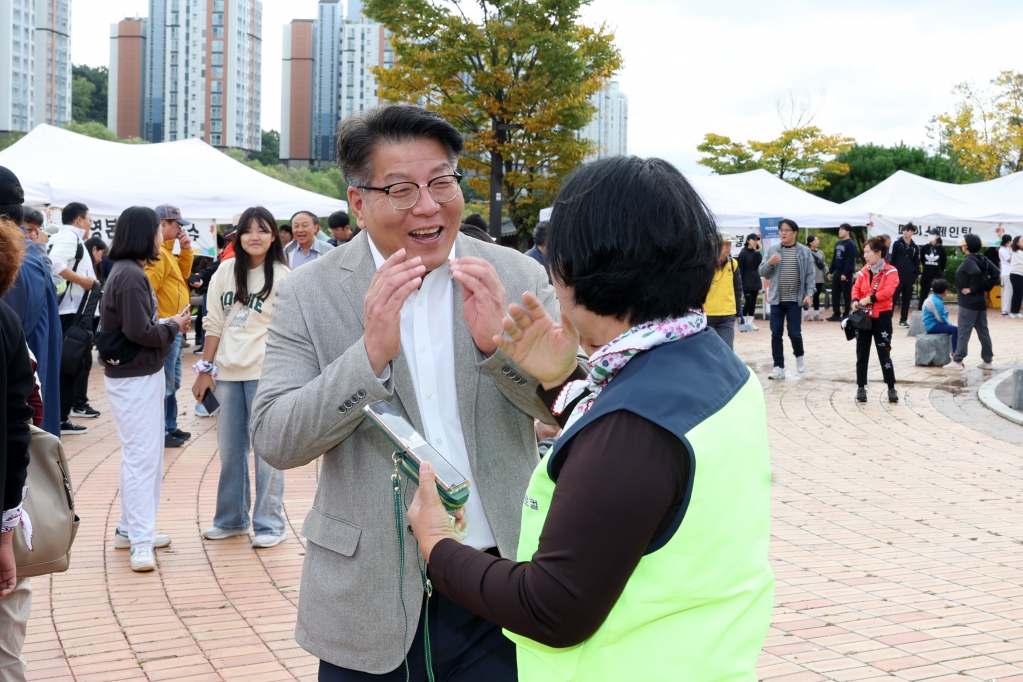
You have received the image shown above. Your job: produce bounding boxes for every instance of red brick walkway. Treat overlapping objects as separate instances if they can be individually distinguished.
[23,313,1023,681]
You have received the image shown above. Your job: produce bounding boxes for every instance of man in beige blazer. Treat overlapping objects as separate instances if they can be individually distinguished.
[251,105,557,681]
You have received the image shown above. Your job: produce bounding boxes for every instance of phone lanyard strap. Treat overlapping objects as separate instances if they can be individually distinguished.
[392,452,436,682]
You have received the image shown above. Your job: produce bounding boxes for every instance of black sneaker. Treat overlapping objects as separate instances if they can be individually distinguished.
[70,404,101,419]
[825,315,842,322]
[888,388,899,403]
[168,428,191,440]
[165,434,186,448]
[61,420,89,435]
[855,387,867,403]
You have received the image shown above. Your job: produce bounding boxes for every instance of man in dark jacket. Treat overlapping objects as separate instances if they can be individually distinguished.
[917,228,947,310]
[951,234,999,370]
[826,223,856,320]
[890,223,921,326]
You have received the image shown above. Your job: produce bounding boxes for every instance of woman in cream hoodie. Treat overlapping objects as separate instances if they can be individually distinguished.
[192,206,290,548]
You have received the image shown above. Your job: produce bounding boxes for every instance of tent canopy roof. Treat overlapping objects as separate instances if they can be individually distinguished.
[841,170,1023,224]
[539,168,866,230]
[0,124,347,221]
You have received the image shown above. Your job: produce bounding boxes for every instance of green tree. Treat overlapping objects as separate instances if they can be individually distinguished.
[249,130,281,166]
[63,120,147,144]
[363,0,622,239]
[697,126,855,192]
[71,64,108,124]
[223,148,349,201]
[814,143,984,203]
[932,70,1023,179]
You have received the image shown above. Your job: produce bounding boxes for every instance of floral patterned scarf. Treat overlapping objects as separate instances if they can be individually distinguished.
[552,311,708,432]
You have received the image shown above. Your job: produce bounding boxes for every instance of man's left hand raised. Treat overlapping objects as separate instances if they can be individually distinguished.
[451,257,506,357]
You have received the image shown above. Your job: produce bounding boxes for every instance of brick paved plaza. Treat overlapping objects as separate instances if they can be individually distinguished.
[22,313,1023,682]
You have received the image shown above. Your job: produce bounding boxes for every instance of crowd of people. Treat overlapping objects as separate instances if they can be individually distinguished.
[0,103,1018,681]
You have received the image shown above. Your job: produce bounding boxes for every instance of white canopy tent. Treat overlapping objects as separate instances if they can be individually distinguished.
[539,169,868,240]
[841,170,1023,246]
[0,124,347,256]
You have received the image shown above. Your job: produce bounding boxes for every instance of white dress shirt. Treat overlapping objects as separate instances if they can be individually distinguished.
[48,225,96,316]
[368,237,497,550]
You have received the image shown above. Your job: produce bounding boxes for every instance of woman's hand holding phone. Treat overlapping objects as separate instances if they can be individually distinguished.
[192,372,216,402]
[170,305,191,333]
[408,462,467,562]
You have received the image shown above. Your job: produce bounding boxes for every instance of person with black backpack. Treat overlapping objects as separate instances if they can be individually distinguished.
[47,202,102,435]
[951,233,1000,370]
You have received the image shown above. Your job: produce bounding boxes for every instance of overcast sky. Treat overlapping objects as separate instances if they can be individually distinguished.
[72,0,1023,174]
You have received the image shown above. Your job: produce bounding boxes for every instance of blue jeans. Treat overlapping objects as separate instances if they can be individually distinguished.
[928,322,958,352]
[770,302,805,368]
[212,380,286,536]
[164,333,183,433]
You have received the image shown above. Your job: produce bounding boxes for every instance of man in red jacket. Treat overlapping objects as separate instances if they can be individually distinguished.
[850,236,900,404]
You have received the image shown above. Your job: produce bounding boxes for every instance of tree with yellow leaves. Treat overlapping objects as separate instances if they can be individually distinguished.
[697,126,855,192]
[363,0,622,241]
[932,70,1023,179]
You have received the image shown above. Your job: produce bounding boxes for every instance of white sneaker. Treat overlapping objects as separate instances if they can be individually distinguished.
[977,361,994,370]
[115,529,171,549]
[767,366,786,380]
[251,533,286,549]
[202,526,252,540]
[949,353,964,369]
[797,356,807,373]
[130,542,156,572]
[813,312,822,321]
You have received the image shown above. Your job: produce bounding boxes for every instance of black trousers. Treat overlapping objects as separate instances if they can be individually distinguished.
[811,283,826,311]
[59,313,94,422]
[318,587,516,682]
[831,278,852,317]
[893,274,916,322]
[856,310,896,389]
[1011,273,1023,314]
[742,290,759,318]
[917,268,941,310]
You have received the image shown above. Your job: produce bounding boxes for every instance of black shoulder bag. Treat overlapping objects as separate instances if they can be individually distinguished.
[846,267,887,332]
[60,289,95,377]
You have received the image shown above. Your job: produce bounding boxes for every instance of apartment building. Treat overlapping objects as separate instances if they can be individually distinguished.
[579,81,628,159]
[0,0,72,134]
[280,0,393,167]
[109,0,262,151]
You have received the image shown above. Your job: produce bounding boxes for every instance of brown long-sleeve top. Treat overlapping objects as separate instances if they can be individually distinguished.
[428,369,690,648]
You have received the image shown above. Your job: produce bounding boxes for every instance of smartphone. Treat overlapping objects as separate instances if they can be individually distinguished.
[201,388,221,416]
[362,401,469,495]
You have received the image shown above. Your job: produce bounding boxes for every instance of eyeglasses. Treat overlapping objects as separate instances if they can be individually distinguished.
[358,173,463,210]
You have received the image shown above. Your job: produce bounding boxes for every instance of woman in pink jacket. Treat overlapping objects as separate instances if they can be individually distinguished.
[851,236,900,404]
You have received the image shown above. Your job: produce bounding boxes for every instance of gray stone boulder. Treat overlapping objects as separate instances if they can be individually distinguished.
[907,310,925,337]
[1014,367,1023,410]
[915,333,952,366]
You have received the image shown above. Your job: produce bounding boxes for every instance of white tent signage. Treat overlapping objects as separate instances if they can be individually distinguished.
[1,124,347,256]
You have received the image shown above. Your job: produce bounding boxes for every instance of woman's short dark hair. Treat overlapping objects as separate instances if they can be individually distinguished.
[864,235,888,259]
[336,105,464,186]
[109,206,161,262]
[546,156,718,323]
[1012,236,1022,252]
[23,209,44,226]
[462,213,487,231]
[1002,234,1013,245]
[279,224,292,235]
[84,236,108,254]
[779,218,799,232]
[963,233,982,254]
[931,278,949,295]
[62,202,89,226]
[806,234,819,246]
[233,206,288,306]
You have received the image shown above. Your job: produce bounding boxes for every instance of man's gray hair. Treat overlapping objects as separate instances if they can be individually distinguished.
[336,105,464,187]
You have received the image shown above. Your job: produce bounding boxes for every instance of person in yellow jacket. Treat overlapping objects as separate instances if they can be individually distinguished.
[705,232,743,349]
[145,204,195,448]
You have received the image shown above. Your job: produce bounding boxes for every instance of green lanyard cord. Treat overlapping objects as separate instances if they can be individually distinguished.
[392,452,436,682]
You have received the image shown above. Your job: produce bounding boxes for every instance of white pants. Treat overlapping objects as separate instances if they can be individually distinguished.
[1002,275,1013,314]
[106,371,165,545]
[0,577,31,682]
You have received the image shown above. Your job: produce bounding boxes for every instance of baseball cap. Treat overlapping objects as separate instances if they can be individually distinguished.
[155,203,191,226]
[718,231,738,243]
[926,227,941,236]
[746,232,760,241]
[0,166,24,205]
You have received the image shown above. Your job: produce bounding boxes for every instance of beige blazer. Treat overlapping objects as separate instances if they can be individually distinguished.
[251,230,558,672]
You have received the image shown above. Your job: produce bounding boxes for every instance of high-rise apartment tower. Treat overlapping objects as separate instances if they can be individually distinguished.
[0,0,72,134]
